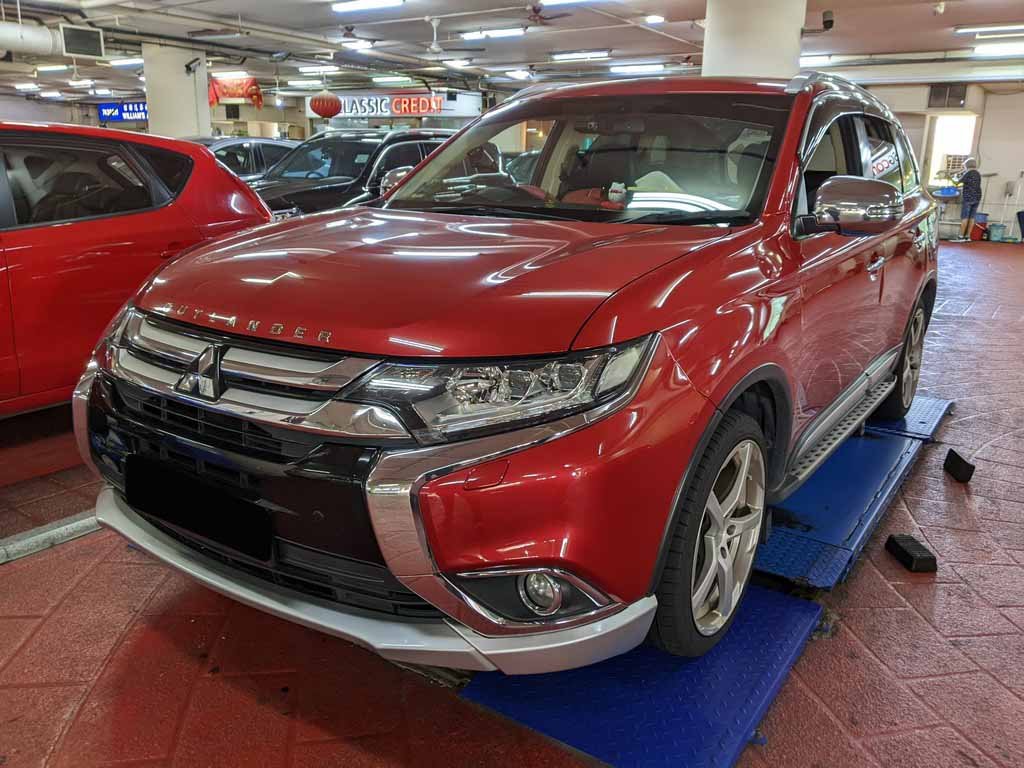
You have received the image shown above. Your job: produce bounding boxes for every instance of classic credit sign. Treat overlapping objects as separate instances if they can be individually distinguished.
[306,90,482,119]
[98,101,149,121]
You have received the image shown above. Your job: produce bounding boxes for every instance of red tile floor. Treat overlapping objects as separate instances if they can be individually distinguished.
[2,242,1023,768]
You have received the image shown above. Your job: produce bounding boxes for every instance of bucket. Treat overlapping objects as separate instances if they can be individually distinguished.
[975,212,989,224]
[989,223,1007,242]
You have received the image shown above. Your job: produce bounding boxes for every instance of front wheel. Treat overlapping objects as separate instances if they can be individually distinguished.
[875,304,927,420]
[650,411,767,657]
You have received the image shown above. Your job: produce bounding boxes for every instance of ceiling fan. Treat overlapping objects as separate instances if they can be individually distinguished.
[425,17,484,55]
[526,4,572,25]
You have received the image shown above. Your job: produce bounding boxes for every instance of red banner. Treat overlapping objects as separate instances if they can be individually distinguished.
[208,77,264,110]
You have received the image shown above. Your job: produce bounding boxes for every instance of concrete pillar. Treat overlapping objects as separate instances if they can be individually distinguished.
[702,0,807,79]
[142,43,211,137]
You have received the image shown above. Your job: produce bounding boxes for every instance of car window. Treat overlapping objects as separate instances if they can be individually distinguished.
[260,142,291,170]
[135,145,193,194]
[799,118,854,214]
[861,117,903,190]
[214,143,253,176]
[389,94,792,224]
[893,128,920,192]
[2,142,155,227]
[377,142,422,176]
[268,134,381,181]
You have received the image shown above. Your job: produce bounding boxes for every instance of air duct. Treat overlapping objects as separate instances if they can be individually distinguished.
[0,21,61,57]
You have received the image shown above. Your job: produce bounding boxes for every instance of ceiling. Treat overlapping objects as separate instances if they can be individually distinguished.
[2,0,1023,102]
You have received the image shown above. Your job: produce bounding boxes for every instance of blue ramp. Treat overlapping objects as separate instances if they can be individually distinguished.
[462,586,821,768]
[868,396,953,441]
[755,431,922,588]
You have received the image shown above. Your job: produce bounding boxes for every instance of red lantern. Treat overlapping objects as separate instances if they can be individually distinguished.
[310,90,341,118]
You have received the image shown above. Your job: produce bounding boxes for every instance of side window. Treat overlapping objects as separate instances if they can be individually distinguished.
[799,117,854,214]
[375,142,422,178]
[214,143,253,176]
[135,144,193,194]
[260,142,291,171]
[2,142,154,227]
[860,117,903,189]
[893,128,920,192]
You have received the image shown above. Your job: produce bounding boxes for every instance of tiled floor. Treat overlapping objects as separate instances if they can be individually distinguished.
[1,242,1022,767]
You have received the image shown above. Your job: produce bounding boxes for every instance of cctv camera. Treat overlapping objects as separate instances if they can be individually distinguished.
[822,10,834,30]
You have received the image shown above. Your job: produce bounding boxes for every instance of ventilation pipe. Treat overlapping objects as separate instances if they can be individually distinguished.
[0,21,61,57]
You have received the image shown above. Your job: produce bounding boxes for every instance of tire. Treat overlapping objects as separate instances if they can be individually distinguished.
[650,410,767,657]
[875,303,927,421]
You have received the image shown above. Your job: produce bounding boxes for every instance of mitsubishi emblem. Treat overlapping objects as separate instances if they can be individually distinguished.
[174,345,225,401]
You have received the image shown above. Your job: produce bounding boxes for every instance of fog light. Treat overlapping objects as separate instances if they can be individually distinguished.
[518,572,563,616]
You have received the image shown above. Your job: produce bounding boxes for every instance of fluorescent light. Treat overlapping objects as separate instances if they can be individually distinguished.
[610,63,665,74]
[68,79,94,87]
[372,75,412,83]
[211,70,249,79]
[332,0,403,12]
[543,0,593,5]
[14,83,40,91]
[109,57,144,67]
[444,59,471,68]
[139,75,146,82]
[551,49,610,61]
[40,91,62,98]
[461,27,525,40]
[342,39,373,50]
[644,15,665,24]
[287,79,322,87]
[505,69,532,80]
[956,23,1024,34]
[37,64,69,72]
[299,65,340,74]
[973,42,1024,57]
[93,88,112,95]
[800,55,832,67]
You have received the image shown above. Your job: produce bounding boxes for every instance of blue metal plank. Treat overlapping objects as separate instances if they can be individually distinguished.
[462,586,821,768]
[755,432,923,588]
[868,396,953,441]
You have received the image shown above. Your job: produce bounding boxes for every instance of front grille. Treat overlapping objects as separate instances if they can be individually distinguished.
[88,343,438,619]
[116,379,311,463]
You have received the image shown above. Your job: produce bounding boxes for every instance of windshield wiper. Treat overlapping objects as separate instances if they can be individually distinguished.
[412,205,582,222]
[612,210,754,226]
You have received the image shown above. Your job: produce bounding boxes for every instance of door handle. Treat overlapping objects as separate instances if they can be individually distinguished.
[867,255,886,273]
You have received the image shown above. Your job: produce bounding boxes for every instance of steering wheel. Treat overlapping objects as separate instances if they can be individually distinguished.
[305,170,326,179]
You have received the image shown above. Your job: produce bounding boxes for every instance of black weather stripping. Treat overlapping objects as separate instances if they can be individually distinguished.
[943,449,975,483]
[885,534,938,573]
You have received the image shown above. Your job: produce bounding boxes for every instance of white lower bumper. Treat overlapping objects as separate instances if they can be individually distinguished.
[95,487,657,674]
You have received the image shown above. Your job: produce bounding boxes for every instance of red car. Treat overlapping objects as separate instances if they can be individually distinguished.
[75,73,936,674]
[0,123,271,418]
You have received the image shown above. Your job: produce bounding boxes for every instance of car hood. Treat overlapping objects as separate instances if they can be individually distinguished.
[137,207,729,358]
[249,176,358,209]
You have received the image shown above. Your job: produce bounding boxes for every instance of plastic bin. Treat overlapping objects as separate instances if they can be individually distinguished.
[976,212,989,224]
[989,223,1007,242]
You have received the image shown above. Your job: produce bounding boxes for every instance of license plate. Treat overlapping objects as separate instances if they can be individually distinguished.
[125,455,273,561]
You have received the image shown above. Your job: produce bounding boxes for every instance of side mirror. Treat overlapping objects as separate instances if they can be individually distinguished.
[813,175,904,236]
[380,166,413,194]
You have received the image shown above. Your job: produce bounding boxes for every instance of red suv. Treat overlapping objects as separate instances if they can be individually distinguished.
[0,123,271,418]
[75,74,936,674]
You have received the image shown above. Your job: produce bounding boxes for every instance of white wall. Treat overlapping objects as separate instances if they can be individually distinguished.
[0,94,76,123]
[976,91,1024,237]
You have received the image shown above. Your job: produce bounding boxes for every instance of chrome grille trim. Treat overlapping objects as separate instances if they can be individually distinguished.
[109,309,410,442]
[124,311,380,392]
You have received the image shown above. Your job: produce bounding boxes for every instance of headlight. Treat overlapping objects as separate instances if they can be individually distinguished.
[345,335,655,444]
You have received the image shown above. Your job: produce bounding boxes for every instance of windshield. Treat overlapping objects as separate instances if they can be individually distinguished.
[386,93,794,224]
[267,133,383,181]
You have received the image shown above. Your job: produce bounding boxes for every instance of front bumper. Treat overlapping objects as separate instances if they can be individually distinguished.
[95,486,657,674]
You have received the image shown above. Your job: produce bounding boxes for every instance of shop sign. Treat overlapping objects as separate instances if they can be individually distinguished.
[98,101,149,121]
[306,90,481,119]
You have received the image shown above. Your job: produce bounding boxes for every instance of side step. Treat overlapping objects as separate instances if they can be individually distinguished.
[780,377,896,498]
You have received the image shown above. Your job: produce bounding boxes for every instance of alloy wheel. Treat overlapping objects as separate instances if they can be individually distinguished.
[690,439,765,636]
[901,307,926,408]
